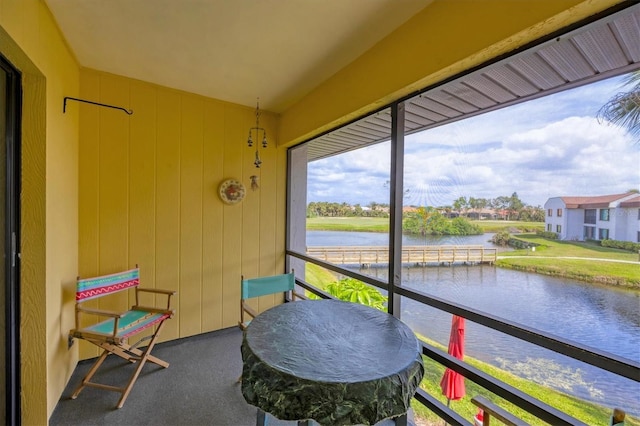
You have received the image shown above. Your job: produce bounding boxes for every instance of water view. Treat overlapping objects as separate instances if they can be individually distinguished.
[308,230,499,248]
[307,230,640,416]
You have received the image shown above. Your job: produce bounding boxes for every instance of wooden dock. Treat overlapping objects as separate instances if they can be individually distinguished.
[306,245,496,266]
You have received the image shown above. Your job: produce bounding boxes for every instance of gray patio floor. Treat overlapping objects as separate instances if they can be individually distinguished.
[50,326,416,426]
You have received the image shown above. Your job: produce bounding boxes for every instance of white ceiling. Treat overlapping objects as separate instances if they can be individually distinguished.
[45,0,432,113]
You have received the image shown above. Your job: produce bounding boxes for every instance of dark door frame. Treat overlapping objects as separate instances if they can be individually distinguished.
[1,53,22,426]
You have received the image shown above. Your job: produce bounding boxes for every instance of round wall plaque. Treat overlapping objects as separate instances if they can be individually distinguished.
[218,179,246,204]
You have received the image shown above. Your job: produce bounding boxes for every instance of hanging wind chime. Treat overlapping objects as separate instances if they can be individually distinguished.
[247,99,267,169]
[246,99,267,190]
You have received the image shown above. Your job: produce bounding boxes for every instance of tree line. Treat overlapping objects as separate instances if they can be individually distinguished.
[307,192,545,222]
[306,201,389,218]
[450,192,545,221]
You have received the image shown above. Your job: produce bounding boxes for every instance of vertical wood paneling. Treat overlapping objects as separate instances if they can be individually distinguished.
[155,90,181,340]
[179,95,204,337]
[258,113,280,311]
[202,100,225,331]
[97,75,130,314]
[221,105,245,327]
[275,139,288,284]
[129,81,158,340]
[77,70,101,359]
[240,111,282,312]
[242,108,262,311]
[129,82,157,274]
[77,70,284,347]
[78,71,100,277]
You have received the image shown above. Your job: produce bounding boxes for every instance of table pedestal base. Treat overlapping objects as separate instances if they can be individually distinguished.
[256,408,410,426]
[257,409,311,426]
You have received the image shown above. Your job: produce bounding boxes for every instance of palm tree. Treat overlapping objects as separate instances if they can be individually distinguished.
[598,71,640,141]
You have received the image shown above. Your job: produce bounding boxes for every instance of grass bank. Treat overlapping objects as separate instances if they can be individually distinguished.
[413,333,638,426]
[303,264,638,425]
[306,217,389,232]
[471,220,544,233]
[498,235,640,288]
[306,217,544,234]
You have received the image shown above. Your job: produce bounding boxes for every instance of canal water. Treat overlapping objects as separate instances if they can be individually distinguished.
[307,231,640,416]
[307,229,501,248]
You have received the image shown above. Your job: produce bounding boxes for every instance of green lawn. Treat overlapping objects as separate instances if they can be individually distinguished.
[413,333,639,426]
[501,234,639,260]
[471,220,544,233]
[306,217,389,232]
[498,235,640,287]
[305,217,545,234]
[304,261,337,288]
[307,217,544,232]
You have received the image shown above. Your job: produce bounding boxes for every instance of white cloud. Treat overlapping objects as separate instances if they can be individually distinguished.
[308,74,640,207]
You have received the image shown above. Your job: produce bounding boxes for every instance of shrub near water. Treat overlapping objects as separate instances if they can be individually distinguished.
[491,230,511,246]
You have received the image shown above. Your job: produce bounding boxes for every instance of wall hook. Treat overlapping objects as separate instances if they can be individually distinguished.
[63,96,133,115]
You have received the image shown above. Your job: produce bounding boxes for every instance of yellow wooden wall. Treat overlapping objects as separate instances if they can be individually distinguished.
[0,0,80,422]
[77,69,287,359]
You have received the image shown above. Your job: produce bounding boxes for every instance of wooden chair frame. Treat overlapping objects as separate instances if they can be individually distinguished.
[69,266,176,408]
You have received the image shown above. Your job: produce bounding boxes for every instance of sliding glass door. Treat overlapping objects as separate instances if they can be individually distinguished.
[1,53,21,426]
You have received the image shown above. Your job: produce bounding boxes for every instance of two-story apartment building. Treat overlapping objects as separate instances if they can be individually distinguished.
[544,193,640,242]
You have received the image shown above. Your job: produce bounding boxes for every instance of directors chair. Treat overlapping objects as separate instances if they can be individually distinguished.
[69,266,176,408]
[239,271,302,330]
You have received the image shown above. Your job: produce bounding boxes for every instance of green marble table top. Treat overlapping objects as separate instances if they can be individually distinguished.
[241,299,424,425]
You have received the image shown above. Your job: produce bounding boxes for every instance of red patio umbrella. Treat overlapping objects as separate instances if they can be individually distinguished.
[440,314,466,403]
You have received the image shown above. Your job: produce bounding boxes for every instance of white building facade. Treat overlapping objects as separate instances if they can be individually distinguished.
[544,193,640,242]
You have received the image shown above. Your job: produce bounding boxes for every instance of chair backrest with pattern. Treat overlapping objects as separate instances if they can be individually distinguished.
[241,273,294,300]
[76,268,140,302]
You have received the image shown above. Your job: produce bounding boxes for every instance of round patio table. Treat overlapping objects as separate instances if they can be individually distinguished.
[241,299,424,425]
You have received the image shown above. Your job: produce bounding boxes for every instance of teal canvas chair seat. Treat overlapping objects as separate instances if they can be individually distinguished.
[239,271,302,330]
[69,266,176,408]
[80,309,171,343]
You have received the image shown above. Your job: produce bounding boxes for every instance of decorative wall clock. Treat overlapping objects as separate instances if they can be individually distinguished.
[218,179,246,204]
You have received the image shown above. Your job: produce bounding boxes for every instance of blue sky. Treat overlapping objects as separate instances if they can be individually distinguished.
[308,73,640,208]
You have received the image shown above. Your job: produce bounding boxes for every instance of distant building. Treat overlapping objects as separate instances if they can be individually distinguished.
[465,208,498,220]
[544,193,640,242]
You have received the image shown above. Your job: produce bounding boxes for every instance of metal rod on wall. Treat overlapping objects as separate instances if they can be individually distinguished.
[63,96,133,115]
